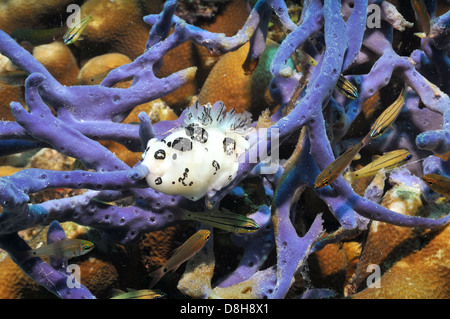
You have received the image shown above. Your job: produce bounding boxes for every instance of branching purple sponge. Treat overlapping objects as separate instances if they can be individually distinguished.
[0,221,94,299]
[0,0,449,299]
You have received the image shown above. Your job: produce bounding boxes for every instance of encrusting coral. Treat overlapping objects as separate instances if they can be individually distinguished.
[0,0,449,299]
[198,39,289,117]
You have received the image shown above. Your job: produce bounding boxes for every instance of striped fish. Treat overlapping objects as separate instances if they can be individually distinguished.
[350,149,412,181]
[368,88,406,139]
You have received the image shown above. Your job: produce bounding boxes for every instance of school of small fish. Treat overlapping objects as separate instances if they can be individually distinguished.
[315,88,408,189]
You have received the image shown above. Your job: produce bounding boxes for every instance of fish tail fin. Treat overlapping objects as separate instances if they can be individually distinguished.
[148,267,164,289]
[344,171,355,184]
[414,32,427,38]
[14,250,35,263]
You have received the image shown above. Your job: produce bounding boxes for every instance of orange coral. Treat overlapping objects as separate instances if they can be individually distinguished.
[0,86,23,122]
[0,257,53,299]
[80,0,162,59]
[33,41,80,86]
[308,241,349,293]
[0,250,122,299]
[351,224,450,299]
[1,41,79,120]
[100,98,178,167]
[157,0,250,110]
[198,39,280,117]
[139,226,180,273]
[77,52,132,86]
[0,0,73,34]
[348,184,450,298]
[0,166,23,177]
[308,238,361,294]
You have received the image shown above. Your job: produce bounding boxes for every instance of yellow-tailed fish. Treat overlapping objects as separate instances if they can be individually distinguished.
[10,27,65,45]
[423,173,450,198]
[367,88,406,139]
[350,149,412,181]
[296,49,358,99]
[149,229,210,288]
[314,140,365,189]
[181,208,259,233]
[91,197,117,206]
[20,239,94,260]
[63,14,93,45]
[0,70,28,87]
[410,0,431,37]
[110,288,166,299]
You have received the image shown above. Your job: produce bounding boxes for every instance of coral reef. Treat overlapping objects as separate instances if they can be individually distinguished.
[0,0,449,299]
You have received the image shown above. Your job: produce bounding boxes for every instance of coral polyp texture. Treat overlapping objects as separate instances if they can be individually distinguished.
[0,0,449,299]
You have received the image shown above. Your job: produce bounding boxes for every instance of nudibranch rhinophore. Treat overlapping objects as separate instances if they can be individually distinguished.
[141,101,252,201]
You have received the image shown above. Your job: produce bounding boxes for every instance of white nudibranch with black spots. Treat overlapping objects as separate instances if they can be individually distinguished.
[141,101,252,201]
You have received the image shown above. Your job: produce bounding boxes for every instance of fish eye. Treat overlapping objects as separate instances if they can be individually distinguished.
[244,224,258,231]
[406,155,412,160]
[83,244,92,250]
[205,233,210,240]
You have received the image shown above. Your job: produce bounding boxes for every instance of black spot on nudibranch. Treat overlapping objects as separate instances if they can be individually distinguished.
[178,168,190,186]
[154,149,166,160]
[223,137,236,155]
[172,137,193,152]
[155,177,163,185]
[185,123,208,143]
[212,160,220,172]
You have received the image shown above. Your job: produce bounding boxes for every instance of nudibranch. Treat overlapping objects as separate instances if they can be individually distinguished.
[141,101,252,201]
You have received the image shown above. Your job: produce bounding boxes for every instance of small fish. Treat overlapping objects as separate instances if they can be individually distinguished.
[0,70,28,87]
[20,239,94,260]
[296,49,358,99]
[410,0,431,37]
[314,140,365,189]
[149,230,210,288]
[182,208,259,233]
[367,88,406,139]
[110,288,166,299]
[10,27,65,45]
[335,74,359,99]
[423,173,450,198]
[63,14,93,45]
[350,149,412,181]
[91,197,118,206]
